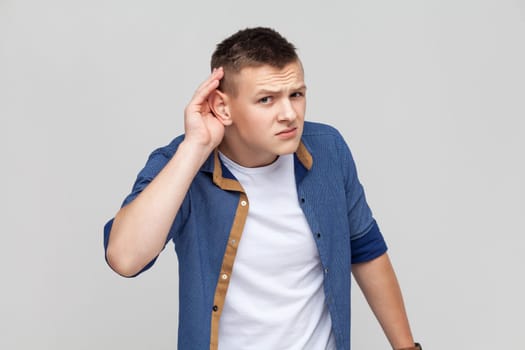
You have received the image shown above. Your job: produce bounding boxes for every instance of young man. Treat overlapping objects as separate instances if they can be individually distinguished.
[104,27,421,350]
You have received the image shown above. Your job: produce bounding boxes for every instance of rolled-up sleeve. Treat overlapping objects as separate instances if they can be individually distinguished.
[350,220,387,264]
[336,132,388,263]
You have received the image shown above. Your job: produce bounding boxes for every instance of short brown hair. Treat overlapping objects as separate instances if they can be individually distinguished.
[211,27,299,95]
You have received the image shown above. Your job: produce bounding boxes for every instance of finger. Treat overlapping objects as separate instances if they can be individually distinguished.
[191,67,224,104]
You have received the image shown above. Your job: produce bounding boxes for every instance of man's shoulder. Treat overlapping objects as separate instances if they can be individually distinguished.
[300,121,355,180]
[301,121,346,149]
[302,121,341,137]
[149,134,186,159]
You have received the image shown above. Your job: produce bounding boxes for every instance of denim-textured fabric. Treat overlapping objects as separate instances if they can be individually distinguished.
[104,121,387,349]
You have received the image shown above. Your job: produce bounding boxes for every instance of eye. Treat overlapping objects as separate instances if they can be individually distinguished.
[259,96,273,104]
[290,91,305,98]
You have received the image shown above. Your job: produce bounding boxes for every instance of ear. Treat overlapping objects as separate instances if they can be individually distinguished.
[209,90,232,126]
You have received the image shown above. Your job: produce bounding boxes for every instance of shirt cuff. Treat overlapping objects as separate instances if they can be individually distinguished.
[350,220,388,264]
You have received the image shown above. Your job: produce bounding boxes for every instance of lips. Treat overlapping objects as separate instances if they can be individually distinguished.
[276,127,297,135]
[276,127,298,140]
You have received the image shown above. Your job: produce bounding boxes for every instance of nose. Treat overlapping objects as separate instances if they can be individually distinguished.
[278,99,297,122]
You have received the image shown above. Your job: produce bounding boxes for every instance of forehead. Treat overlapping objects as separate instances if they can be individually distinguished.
[234,61,305,91]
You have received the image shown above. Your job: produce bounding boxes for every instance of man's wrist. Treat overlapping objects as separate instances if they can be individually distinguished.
[396,343,422,350]
[178,139,215,164]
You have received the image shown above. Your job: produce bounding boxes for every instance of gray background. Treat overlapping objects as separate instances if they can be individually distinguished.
[1,0,524,349]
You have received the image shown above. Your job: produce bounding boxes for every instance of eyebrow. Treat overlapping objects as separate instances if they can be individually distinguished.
[254,84,307,95]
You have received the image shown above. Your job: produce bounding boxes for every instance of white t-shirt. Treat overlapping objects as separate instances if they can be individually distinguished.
[218,153,335,350]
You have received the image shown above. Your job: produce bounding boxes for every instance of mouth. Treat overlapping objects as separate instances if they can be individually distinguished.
[276,127,298,138]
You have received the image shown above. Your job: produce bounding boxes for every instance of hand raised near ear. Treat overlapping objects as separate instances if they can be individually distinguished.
[184,67,225,150]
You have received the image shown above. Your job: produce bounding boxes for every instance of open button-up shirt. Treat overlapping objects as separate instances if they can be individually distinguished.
[104,121,387,350]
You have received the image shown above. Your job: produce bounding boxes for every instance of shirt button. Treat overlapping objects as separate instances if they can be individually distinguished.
[221,273,228,280]
[212,305,218,312]
[324,268,329,274]
[240,200,247,207]
[316,232,321,238]
[230,239,236,246]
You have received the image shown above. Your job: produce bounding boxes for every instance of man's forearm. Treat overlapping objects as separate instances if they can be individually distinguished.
[352,253,415,349]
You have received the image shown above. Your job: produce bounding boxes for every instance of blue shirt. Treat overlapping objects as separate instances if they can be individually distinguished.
[104,121,387,349]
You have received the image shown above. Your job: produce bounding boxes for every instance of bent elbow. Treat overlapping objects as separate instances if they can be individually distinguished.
[106,245,142,278]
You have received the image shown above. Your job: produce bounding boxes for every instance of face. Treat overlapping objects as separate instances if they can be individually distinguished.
[219,60,306,167]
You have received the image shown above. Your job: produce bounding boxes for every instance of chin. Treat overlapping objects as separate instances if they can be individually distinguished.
[276,140,301,156]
